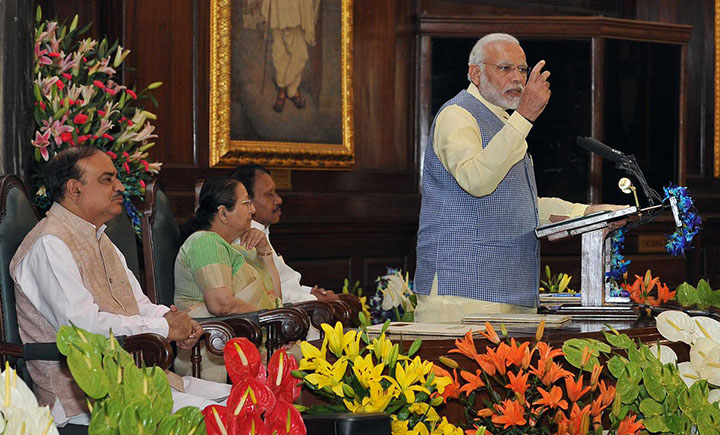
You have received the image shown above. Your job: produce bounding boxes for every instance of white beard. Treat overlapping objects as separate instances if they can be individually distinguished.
[479,73,523,110]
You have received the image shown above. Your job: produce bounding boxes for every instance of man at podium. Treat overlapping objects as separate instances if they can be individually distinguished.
[414,33,622,322]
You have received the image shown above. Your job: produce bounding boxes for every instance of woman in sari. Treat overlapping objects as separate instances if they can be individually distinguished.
[173,176,281,380]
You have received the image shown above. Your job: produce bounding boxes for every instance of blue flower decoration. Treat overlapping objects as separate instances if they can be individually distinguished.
[606,227,630,281]
[663,184,701,256]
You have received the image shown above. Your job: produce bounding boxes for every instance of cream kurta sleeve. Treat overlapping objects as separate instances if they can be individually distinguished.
[433,88,532,197]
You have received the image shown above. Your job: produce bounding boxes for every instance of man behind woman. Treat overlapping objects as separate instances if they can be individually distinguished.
[173,176,282,380]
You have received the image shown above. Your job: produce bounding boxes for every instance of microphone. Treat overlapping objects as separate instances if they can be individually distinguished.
[576,136,628,164]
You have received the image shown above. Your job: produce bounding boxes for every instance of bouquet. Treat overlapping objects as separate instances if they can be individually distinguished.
[440,321,643,434]
[623,270,675,307]
[367,268,417,324]
[32,8,162,235]
[295,320,465,434]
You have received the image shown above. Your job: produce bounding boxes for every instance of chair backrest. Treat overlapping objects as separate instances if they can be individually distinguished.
[105,211,141,280]
[0,176,39,345]
[141,179,181,307]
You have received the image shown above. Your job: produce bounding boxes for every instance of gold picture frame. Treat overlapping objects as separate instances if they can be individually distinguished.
[210,0,354,168]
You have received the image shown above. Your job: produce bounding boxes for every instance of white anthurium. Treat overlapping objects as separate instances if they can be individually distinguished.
[649,343,678,365]
[380,274,406,311]
[656,310,695,344]
[691,316,720,344]
[710,389,720,404]
[678,362,702,388]
[699,347,720,386]
[691,337,720,370]
[0,363,58,435]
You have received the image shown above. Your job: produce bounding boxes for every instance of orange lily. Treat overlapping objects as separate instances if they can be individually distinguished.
[541,361,573,386]
[432,366,460,402]
[491,399,526,428]
[598,380,616,407]
[483,346,508,376]
[507,338,531,368]
[568,403,592,435]
[479,321,501,344]
[474,354,496,377]
[533,386,568,410]
[589,363,602,390]
[657,282,676,303]
[449,330,478,360]
[459,369,485,396]
[476,408,494,418]
[617,414,644,435]
[505,369,530,396]
[565,375,591,402]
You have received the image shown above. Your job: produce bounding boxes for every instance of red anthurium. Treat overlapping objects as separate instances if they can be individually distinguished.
[266,401,306,435]
[228,413,269,435]
[201,404,229,435]
[227,378,276,421]
[268,350,301,402]
[225,338,262,384]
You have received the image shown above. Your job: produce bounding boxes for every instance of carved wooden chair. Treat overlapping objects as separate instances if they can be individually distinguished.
[140,179,310,355]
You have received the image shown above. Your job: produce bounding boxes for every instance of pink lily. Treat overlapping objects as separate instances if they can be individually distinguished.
[42,115,74,146]
[31,130,52,161]
[34,43,52,66]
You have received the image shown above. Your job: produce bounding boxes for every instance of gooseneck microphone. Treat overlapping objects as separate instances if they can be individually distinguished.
[576,136,629,164]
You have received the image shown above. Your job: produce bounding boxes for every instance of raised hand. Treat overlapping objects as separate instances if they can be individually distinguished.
[516,60,551,122]
[238,228,272,255]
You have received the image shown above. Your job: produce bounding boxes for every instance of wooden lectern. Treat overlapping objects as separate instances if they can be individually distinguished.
[535,207,638,307]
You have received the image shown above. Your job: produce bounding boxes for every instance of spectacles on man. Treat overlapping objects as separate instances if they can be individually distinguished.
[480,62,530,76]
[239,199,253,207]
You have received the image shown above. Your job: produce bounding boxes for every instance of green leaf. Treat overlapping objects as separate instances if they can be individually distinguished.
[119,397,157,435]
[663,414,691,435]
[562,338,608,371]
[676,282,698,307]
[617,377,640,404]
[643,365,666,402]
[88,399,122,435]
[698,279,715,310]
[643,415,670,432]
[639,397,663,416]
[602,330,634,350]
[607,356,627,379]
[66,346,108,399]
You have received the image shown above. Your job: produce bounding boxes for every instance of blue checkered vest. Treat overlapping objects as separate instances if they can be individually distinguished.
[414,90,539,307]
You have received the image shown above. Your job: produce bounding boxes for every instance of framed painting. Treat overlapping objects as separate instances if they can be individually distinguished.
[210,0,354,168]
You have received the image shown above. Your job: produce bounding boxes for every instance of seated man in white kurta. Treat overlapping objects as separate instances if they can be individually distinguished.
[11,146,230,427]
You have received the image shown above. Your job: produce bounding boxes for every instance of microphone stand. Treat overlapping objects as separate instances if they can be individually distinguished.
[612,154,665,228]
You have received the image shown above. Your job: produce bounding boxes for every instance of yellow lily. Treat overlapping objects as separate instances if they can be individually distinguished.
[367,333,397,364]
[304,359,348,397]
[342,380,396,413]
[391,416,410,435]
[352,353,385,389]
[344,331,362,360]
[358,295,371,321]
[558,274,572,292]
[321,322,357,358]
[432,417,466,435]
[430,370,453,395]
[298,340,328,371]
[409,402,440,422]
[387,360,431,403]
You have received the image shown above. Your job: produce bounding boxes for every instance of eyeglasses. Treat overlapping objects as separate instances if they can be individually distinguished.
[239,199,253,207]
[480,62,530,76]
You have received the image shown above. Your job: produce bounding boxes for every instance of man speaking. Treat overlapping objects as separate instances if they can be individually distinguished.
[414,33,621,322]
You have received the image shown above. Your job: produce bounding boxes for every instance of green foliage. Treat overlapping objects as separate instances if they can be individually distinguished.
[676,279,720,311]
[57,325,206,435]
[567,329,720,434]
[539,265,575,293]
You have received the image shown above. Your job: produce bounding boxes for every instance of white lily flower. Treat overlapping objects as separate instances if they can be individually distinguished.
[691,316,720,344]
[381,274,405,311]
[691,337,720,370]
[678,362,702,388]
[649,343,678,365]
[699,347,720,386]
[656,310,695,344]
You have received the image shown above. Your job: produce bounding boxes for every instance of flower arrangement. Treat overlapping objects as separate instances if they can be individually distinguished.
[32,9,162,235]
[623,270,675,307]
[572,314,720,434]
[0,362,58,434]
[202,337,305,434]
[294,321,465,434]
[56,325,205,434]
[663,185,701,256]
[366,268,417,324]
[606,184,700,294]
[539,266,574,294]
[439,321,643,435]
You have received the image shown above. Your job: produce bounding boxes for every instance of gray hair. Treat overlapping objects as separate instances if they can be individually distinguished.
[467,33,520,81]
